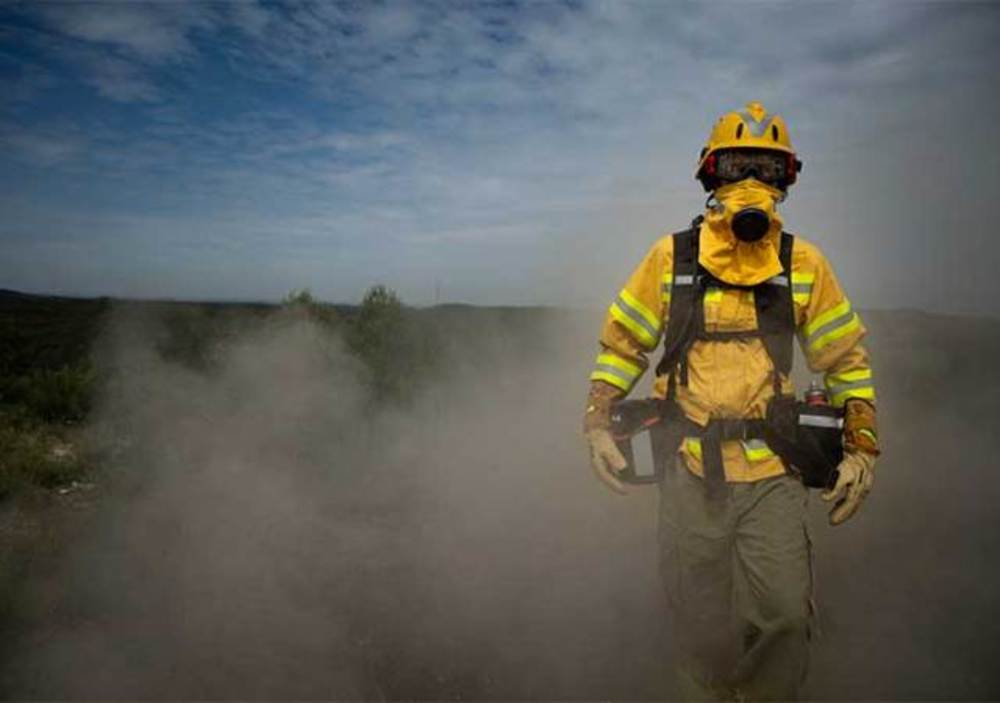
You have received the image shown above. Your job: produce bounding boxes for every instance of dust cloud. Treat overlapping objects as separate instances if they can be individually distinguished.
[2,304,999,700]
[0,303,667,700]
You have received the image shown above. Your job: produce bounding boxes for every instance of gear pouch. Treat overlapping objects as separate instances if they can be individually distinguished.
[610,399,684,485]
[764,396,844,489]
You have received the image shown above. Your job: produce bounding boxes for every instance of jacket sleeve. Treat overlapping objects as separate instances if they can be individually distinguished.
[588,238,670,394]
[797,248,877,409]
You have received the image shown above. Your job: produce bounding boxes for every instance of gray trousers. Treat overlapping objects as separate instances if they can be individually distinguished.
[658,463,813,701]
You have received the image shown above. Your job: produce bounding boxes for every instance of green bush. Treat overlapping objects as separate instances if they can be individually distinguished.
[281,288,339,328]
[3,364,95,424]
[0,419,88,498]
[347,285,407,400]
[282,288,318,307]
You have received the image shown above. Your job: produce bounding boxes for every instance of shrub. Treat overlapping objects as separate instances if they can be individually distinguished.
[347,285,408,399]
[7,364,96,424]
[0,419,88,498]
[282,288,338,328]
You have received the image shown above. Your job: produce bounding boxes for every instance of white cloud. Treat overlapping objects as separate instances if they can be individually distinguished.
[82,53,161,103]
[2,1,998,311]
[227,0,272,39]
[0,123,85,167]
[35,2,216,62]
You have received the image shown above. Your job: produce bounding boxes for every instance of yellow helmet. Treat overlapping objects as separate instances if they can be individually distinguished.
[696,101,802,191]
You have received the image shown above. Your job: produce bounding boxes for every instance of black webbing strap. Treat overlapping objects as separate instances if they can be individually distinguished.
[654,219,797,497]
[700,424,728,499]
[687,417,770,499]
[655,219,702,388]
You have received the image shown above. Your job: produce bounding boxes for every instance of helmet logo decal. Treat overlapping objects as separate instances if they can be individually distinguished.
[736,109,776,138]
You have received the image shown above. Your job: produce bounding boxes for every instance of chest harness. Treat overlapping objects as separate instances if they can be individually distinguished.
[611,217,843,495]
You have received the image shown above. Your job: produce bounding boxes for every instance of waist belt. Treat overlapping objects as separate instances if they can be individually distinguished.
[609,397,843,492]
[683,417,769,498]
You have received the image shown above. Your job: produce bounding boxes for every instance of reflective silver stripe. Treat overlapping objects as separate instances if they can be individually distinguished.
[799,415,844,429]
[792,283,812,294]
[768,275,789,287]
[593,363,636,385]
[806,310,855,347]
[743,439,770,450]
[614,295,660,340]
[673,274,694,285]
[827,379,873,396]
[737,110,776,138]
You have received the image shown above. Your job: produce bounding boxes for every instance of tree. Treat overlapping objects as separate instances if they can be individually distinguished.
[281,287,337,327]
[349,285,406,400]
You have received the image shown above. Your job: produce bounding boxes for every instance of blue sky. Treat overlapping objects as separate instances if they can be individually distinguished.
[1,1,998,313]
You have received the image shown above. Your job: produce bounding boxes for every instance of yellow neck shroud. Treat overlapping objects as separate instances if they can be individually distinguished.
[699,180,784,286]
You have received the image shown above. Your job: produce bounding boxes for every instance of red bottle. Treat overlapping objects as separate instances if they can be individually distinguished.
[805,381,829,407]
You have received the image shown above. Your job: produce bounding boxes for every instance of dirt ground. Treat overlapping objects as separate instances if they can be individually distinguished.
[1,308,998,700]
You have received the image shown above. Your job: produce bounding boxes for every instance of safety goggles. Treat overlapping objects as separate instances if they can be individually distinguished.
[705,149,798,185]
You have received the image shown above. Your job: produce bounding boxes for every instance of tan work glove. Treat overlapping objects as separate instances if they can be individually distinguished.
[583,381,629,495]
[821,451,876,525]
[585,428,629,495]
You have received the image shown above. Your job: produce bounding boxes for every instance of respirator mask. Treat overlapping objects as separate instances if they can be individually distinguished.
[706,149,792,241]
[700,174,786,286]
[709,179,785,242]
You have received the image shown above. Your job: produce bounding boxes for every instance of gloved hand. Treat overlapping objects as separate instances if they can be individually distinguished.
[583,380,628,495]
[821,451,876,525]
[585,428,629,495]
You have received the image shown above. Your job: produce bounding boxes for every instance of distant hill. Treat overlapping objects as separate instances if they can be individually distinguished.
[4,287,998,380]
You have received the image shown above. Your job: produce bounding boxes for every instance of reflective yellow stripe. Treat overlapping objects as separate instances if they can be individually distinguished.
[610,288,661,349]
[805,298,863,352]
[704,288,723,304]
[858,428,878,443]
[620,288,660,332]
[595,352,642,377]
[684,437,702,459]
[742,439,775,461]
[684,437,774,462]
[591,353,643,391]
[829,384,875,407]
[609,303,658,349]
[804,299,851,339]
[809,313,861,352]
[590,369,633,391]
[825,368,872,385]
[792,272,814,305]
[825,367,875,407]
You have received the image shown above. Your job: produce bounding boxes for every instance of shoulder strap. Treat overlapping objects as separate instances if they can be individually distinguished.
[654,217,702,387]
[754,232,796,380]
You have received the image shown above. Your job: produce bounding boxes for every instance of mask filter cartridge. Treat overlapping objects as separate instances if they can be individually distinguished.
[731,207,771,242]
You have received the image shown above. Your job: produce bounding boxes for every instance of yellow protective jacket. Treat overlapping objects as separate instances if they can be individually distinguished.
[590,224,876,483]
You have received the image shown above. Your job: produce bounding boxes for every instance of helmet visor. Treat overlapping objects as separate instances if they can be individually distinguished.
[715,149,790,184]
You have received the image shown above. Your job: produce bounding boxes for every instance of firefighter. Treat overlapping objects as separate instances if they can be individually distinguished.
[583,102,880,700]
